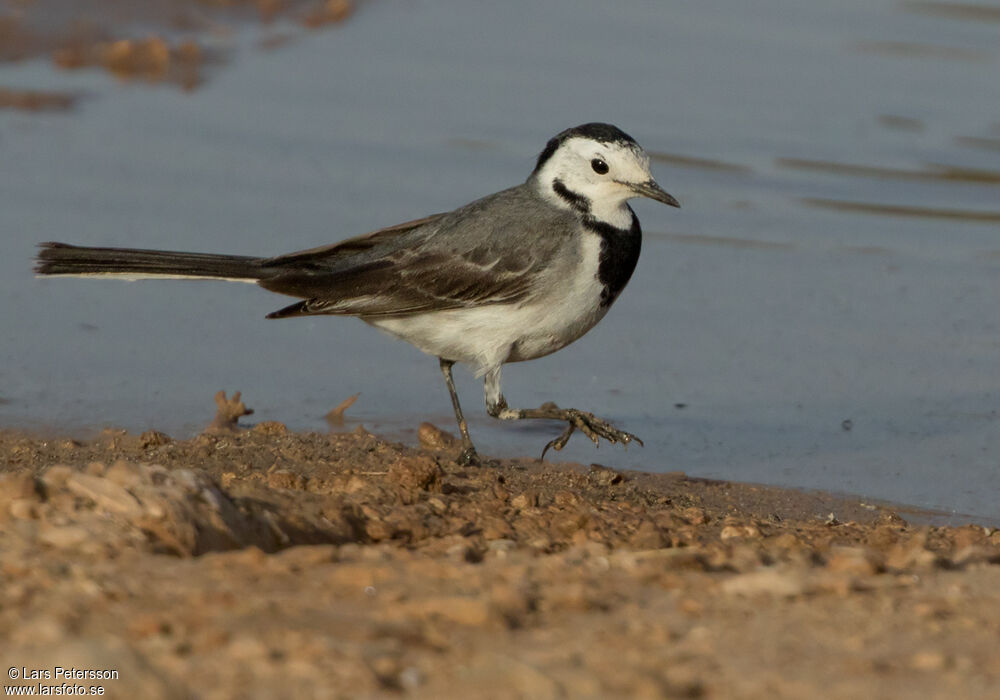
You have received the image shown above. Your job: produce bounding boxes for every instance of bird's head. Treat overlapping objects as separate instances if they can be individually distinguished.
[531,123,679,227]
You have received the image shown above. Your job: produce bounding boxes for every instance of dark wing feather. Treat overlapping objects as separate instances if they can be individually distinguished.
[260,214,444,269]
[259,186,575,319]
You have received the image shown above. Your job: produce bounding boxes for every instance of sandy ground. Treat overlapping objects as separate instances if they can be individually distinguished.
[3,405,1000,700]
[5,4,1000,698]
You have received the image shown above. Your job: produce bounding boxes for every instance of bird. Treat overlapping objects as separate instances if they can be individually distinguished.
[35,122,679,466]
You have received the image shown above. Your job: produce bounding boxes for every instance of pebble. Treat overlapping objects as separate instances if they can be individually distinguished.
[682,506,709,525]
[0,472,40,505]
[417,422,457,449]
[40,465,74,489]
[8,499,38,520]
[65,472,144,517]
[721,567,807,597]
[38,524,91,548]
[825,546,882,576]
[388,456,442,491]
[910,650,948,671]
[105,459,143,486]
[267,469,306,490]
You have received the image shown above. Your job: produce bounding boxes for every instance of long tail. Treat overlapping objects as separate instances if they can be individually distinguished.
[35,242,266,282]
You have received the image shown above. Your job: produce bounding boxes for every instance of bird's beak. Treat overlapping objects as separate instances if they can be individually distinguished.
[630,180,680,208]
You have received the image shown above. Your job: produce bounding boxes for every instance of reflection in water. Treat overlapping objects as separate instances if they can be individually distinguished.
[855,40,991,62]
[957,135,1000,151]
[878,115,925,131]
[837,245,892,256]
[0,87,79,111]
[801,197,1000,222]
[647,151,752,173]
[902,1,1000,22]
[0,0,353,93]
[776,158,1000,185]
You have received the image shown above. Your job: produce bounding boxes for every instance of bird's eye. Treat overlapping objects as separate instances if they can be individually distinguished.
[591,158,609,175]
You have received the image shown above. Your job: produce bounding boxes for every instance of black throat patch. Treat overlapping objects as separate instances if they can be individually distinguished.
[551,179,590,214]
[584,208,642,308]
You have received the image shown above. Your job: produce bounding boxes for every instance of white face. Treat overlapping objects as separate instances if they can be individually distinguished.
[535,136,655,213]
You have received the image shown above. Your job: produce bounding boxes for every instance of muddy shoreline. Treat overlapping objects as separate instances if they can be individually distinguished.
[3,419,1000,698]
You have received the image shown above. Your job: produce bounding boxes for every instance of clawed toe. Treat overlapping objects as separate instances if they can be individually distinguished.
[537,408,642,460]
[540,423,576,460]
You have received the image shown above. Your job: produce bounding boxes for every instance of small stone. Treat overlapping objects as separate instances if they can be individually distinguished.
[368,654,403,689]
[427,497,447,513]
[403,596,491,626]
[528,536,552,551]
[344,475,369,493]
[39,524,90,548]
[273,544,338,568]
[875,511,908,527]
[365,518,392,542]
[399,666,423,690]
[911,651,948,671]
[511,490,539,510]
[0,472,41,504]
[252,421,288,436]
[588,464,624,486]
[554,512,588,539]
[949,545,999,569]
[721,567,806,597]
[417,422,457,449]
[554,490,579,507]
[629,520,666,549]
[66,472,143,517]
[139,430,172,448]
[388,456,442,491]
[481,516,515,540]
[487,538,517,553]
[678,598,704,616]
[825,546,882,576]
[105,460,143,487]
[8,499,38,520]
[720,525,745,541]
[267,469,305,490]
[682,506,708,525]
[41,465,74,489]
[886,533,941,571]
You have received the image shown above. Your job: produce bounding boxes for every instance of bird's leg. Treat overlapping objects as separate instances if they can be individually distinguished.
[483,367,642,460]
[439,358,480,466]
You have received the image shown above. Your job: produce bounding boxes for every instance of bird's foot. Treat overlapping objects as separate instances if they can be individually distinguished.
[539,408,643,460]
[456,445,481,467]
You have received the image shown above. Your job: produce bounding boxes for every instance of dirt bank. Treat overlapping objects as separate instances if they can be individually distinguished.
[2,419,999,699]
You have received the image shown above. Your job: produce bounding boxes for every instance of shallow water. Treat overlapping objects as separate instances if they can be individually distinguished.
[1,0,998,517]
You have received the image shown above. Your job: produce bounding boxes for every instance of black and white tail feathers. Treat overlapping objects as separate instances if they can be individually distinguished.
[35,242,265,282]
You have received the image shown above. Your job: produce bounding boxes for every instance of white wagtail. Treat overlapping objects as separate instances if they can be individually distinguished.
[35,123,679,465]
